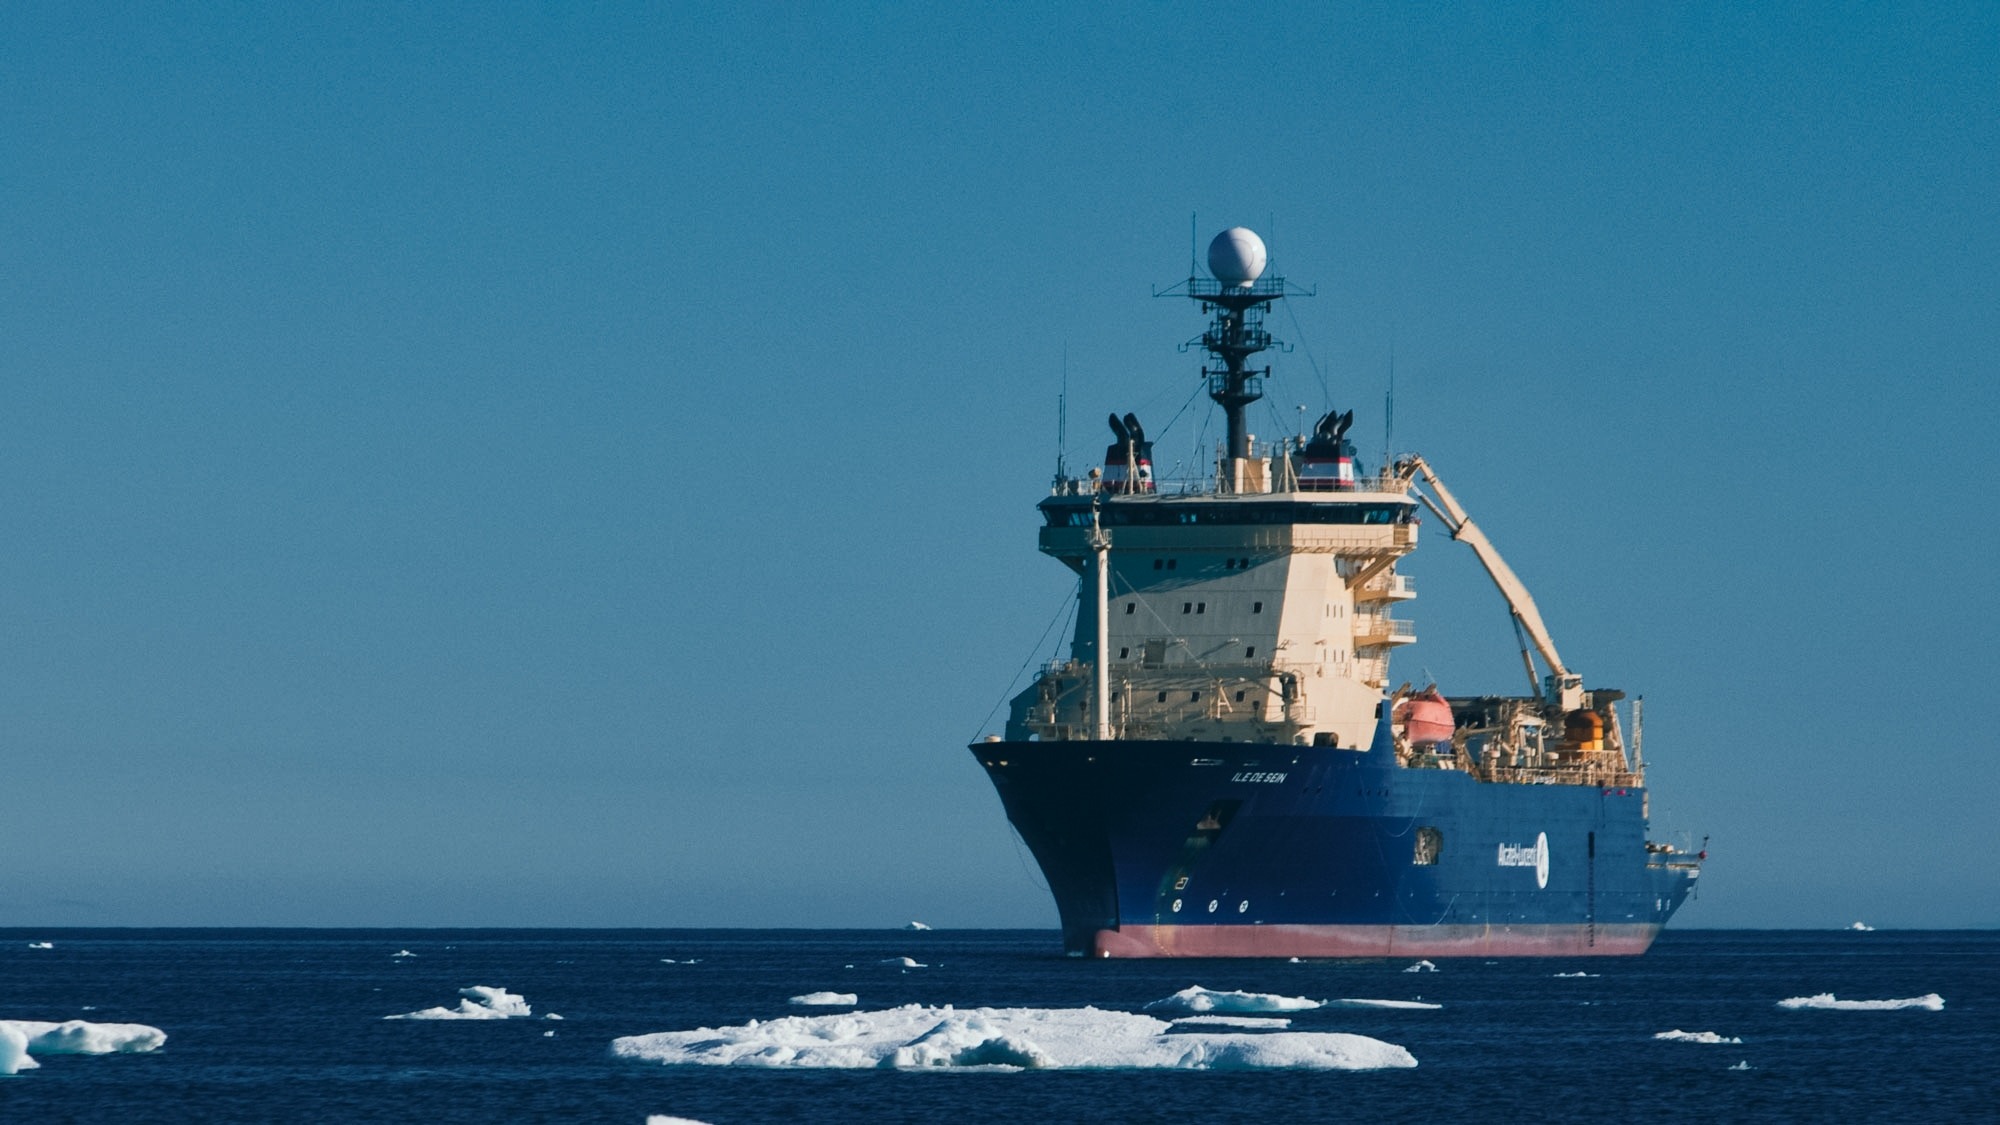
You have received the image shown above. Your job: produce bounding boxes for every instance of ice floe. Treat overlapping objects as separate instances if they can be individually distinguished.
[1729,1060,1753,1071]
[1655,1030,1742,1044]
[1144,987,1324,1014]
[880,956,927,968]
[904,921,932,931]
[1777,993,1943,1011]
[1403,960,1437,973]
[1329,999,1442,1010]
[385,986,534,1020]
[611,1005,1416,1071]
[1848,922,1875,932]
[648,1117,716,1125]
[0,1019,167,1076]
[1553,971,1598,978]
[392,949,417,958]
[659,958,702,964]
[25,942,53,950]
[1170,1016,1292,1029]
[790,992,859,1007]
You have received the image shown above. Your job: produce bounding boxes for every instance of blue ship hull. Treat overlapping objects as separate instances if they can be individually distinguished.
[972,726,1698,958]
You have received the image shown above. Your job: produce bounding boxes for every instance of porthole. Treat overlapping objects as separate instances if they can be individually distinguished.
[1172,898,1183,912]
[1207,900,1219,913]
[1237,900,1248,914]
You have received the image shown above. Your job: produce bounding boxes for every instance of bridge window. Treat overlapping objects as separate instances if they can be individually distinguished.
[1196,602,1206,614]
[1235,690,1246,702]
[1191,691,1201,702]
[1183,602,1193,614]
[1253,602,1263,613]
[1245,647,1255,659]
[1154,559,1164,570]
[1119,647,1129,659]
[1125,603,1136,614]
[1157,691,1168,703]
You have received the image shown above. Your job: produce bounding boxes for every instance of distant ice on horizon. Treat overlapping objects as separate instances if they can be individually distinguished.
[1777,993,1942,1011]
[790,992,859,1007]
[612,1005,1416,1071]
[1329,998,1442,1010]
[880,956,927,968]
[1144,987,1323,1014]
[1656,1030,1743,1044]
[384,986,533,1020]
[1848,922,1875,932]
[904,921,932,931]
[1,1019,167,1076]
[1404,960,1438,973]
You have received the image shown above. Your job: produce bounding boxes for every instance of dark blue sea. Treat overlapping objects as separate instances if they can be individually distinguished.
[1,928,1991,1122]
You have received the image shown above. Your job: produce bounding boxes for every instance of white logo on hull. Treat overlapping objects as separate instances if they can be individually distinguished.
[1498,831,1551,888]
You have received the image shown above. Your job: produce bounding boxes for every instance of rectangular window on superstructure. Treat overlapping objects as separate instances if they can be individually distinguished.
[1183,603,1192,614]
[1157,691,1168,702]
[1153,559,1164,570]
[1234,690,1246,702]
[1253,602,1262,613]
[1119,647,1129,659]
[1167,559,1177,570]
[1196,602,1205,614]
[1245,646,1255,658]
[1125,603,1136,614]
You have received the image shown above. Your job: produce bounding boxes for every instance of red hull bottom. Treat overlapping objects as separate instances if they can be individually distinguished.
[1093,923,1661,959]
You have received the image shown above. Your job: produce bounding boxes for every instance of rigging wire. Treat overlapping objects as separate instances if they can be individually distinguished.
[1282,291,1333,411]
[969,584,1083,742]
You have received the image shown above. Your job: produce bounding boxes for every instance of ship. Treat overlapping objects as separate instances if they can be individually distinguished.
[969,227,1702,958]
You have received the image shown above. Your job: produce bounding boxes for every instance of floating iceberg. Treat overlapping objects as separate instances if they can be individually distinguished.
[790,992,859,1007]
[1729,1060,1754,1071]
[0,1019,167,1076]
[385,986,534,1020]
[1328,999,1442,1010]
[25,942,53,950]
[1144,987,1323,1015]
[612,1005,1415,1071]
[1777,993,1942,1011]
[880,957,927,968]
[1655,1030,1742,1044]
[1848,922,1875,932]
[392,950,417,958]
[904,922,932,931]
[1403,960,1438,973]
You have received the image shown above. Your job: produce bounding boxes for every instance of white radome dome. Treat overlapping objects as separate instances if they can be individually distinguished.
[1207,227,1267,287]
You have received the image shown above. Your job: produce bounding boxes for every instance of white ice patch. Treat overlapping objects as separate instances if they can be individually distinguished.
[0,1020,168,1075]
[1729,1060,1754,1071]
[611,1005,1415,1071]
[392,949,417,958]
[1170,1016,1292,1029]
[904,921,932,931]
[1848,922,1875,932]
[647,1117,716,1125]
[790,992,859,1007]
[1329,999,1442,1010]
[385,986,534,1020]
[1655,1030,1742,1044]
[880,957,927,968]
[1403,960,1438,973]
[25,942,53,950]
[1777,993,1942,1011]
[1553,971,1598,978]
[659,958,701,964]
[1144,987,1323,1015]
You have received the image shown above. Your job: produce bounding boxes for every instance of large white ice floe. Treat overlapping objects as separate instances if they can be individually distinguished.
[385,986,534,1020]
[880,956,927,968]
[611,1005,1416,1071]
[1169,1015,1292,1029]
[1777,993,1942,1011]
[0,1019,168,1075]
[1143,986,1324,1014]
[1655,1030,1742,1044]
[790,992,859,1007]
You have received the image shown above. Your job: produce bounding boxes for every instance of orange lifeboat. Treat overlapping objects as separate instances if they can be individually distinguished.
[1396,687,1456,746]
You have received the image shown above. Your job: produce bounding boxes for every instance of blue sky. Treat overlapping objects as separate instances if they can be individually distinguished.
[2,4,1995,928]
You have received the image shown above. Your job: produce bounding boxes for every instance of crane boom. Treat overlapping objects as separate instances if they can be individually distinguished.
[1399,455,1583,710]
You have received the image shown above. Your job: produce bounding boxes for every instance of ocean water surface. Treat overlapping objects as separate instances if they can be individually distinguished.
[0,928,1991,1122]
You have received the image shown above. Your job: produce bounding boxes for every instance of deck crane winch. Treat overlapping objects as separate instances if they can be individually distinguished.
[1396,455,1585,713]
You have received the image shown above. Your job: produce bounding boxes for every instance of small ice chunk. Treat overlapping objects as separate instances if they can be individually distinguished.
[880,957,927,968]
[1729,1060,1753,1070]
[612,1005,1415,1071]
[1143,987,1323,1014]
[1655,1030,1743,1044]
[790,992,859,1007]
[904,921,932,931]
[385,986,533,1020]
[1170,1016,1292,1029]
[647,1117,716,1125]
[392,949,417,958]
[545,1013,563,1020]
[1777,993,1942,1011]
[543,1030,556,1037]
[1553,971,1598,978]
[1403,960,1437,973]
[0,1019,168,1075]
[1848,922,1875,932]
[26,942,53,950]
[1329,999,1442,1010]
